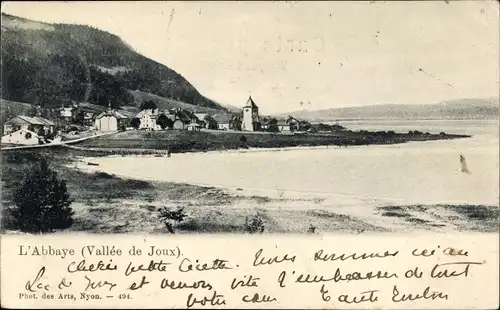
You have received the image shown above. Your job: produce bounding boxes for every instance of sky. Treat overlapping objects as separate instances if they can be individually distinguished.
[2,1,499,114]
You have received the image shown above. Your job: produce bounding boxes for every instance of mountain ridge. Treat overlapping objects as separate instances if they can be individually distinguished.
[278,98,499,121]
[1,13,226,112]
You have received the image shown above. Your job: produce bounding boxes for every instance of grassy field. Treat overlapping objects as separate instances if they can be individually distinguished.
[0,150,259,233]
[1,150,498,235]
[75,129,469,153]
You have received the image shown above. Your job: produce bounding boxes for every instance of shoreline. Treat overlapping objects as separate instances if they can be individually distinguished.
[71,157,500,207]
[2,121,497,235]
[0,134,479,160]
[67,128,470,156]
[1,149,498,235]
[103,134,480,156]
[77,136,467,156]
[0,124,472,156]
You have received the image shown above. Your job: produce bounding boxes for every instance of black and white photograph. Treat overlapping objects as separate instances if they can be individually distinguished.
[1,1,498,236]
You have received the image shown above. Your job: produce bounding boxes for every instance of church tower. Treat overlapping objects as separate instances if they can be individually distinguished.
[242,96,259,131]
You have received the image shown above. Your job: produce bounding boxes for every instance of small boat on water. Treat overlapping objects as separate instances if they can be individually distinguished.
[460,154,470,174]
[87,162,99,166]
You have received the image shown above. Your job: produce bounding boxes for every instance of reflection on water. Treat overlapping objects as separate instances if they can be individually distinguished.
[87,120,499,207]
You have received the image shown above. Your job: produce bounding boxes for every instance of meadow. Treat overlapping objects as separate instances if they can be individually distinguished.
[75,128,468,153]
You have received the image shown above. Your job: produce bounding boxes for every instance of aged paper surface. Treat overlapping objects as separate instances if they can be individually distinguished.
[1,1,499,309]
[1,234,500,309]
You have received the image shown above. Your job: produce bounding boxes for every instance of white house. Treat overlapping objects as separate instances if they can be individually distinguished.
[213,114,231,130]
[60,107,74,121]
[194,113,208,122]
[1,129,40,145]
[136,109,161,131]
[83,112,95,127]
[277,119,291,132]
[3,116,54,135]
[94,110,128,132]
[186,123,201,131]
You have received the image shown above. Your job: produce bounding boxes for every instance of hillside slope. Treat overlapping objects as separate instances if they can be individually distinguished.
[128,90,227,114]
[282,98,499,121]
[1,13,225,111]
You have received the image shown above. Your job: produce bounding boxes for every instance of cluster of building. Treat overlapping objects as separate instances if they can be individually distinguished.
[1,115,56,145]
[225,96,302,133]
[132,108,204,131]
[1,95,304,146]
[124,96,302,133]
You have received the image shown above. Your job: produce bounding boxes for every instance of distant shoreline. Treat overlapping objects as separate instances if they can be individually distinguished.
[315,118,499,122]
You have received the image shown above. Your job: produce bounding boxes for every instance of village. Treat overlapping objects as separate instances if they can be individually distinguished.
[0,96,330,147]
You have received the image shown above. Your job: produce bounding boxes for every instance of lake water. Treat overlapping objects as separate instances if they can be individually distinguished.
[84,120,499,207]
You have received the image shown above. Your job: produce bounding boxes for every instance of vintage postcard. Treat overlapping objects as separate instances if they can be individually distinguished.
[0,1,499,309]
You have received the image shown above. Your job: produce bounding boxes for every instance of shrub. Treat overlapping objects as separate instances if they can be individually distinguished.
[157,114,174,130]
[308,224,317,234]
[3,151,41,164]
[239,135,248,148]
[267,119,280,133]
[158,206,187,234]
[231,117,242,131]
[244,212,265,234]
[130,117,141,130]
[12,157,74,233]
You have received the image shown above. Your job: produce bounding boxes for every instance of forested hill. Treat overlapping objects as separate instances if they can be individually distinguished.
[1,13,225,111]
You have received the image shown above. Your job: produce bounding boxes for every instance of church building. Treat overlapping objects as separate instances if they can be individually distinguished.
[242,96,260,131]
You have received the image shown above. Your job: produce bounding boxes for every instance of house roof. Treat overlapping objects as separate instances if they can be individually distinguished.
[194,113,208,120]
[183,110,198,119]
[95,110,128,119]
[133,108,199,123]
[32,116,55,126]
[243,96,258,109]
[136,109,160,118]
[212,113,231,124]
[117,109,136,118]
[5,115,46,126]
[175,110,194,123]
